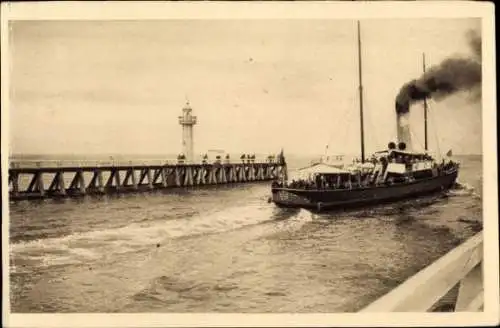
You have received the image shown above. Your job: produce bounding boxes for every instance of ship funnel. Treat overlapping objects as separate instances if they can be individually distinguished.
[396,113,412,152]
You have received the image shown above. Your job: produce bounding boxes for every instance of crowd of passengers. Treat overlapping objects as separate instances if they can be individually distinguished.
[357,153,456,173]
[353,153,433,166]
[272,173,373,190]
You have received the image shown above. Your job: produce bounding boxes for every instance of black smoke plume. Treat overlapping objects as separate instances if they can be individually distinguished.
[395,30,482,114]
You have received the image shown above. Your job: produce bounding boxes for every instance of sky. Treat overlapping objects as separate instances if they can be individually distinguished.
[8,18,482,156]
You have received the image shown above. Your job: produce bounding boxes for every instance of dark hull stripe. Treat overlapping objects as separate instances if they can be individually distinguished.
[271,169,458,211]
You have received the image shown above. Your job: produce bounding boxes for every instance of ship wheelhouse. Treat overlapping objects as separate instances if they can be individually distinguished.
[375,149,438,184]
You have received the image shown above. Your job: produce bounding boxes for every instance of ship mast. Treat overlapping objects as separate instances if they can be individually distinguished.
[357,20,365,163]
[422,53,429,151]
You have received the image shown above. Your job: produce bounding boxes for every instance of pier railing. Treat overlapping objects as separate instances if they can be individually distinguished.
[9,159,178,169]
[360,232,483,312]
[9,155,279,169]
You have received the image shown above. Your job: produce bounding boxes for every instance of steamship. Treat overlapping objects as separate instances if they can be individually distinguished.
[269,21,460,212]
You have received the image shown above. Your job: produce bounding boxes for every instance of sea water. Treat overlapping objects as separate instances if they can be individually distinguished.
[8,155,482,312]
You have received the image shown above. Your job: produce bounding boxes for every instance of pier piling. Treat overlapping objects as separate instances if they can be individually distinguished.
[8,159,287,201]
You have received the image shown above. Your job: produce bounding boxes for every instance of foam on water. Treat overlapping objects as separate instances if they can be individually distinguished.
[10,200,283,270]
[448,181,479,198]
[10,181,476,272]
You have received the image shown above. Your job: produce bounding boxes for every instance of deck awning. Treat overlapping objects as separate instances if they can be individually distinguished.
[348,162,375,171]
[298,163,351,175]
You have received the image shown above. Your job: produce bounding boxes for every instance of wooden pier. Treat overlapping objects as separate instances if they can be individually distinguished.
[8,157,288,201]
[360,232,483,312]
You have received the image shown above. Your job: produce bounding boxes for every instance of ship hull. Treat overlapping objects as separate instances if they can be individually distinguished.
[271,169,458,211]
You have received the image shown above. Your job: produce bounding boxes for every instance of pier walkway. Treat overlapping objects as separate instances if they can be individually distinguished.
[360,231,484,312]
[8,157,287,201]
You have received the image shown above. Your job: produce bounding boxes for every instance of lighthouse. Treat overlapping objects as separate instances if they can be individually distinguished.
[178,101,197,163]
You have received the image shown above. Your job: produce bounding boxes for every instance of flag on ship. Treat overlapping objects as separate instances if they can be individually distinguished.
[277,148,287,180]
[277,148,284,162]
[446,149,453,157]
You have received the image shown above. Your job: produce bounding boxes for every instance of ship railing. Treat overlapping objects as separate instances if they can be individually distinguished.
[360,232,483,312]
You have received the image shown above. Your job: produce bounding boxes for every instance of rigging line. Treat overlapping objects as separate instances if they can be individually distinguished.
[324,106,346,157]
[407,107,425,152]
[363,105,378,151]
[428,100,443,159]
[324,100,351,156]
[409,124,424,151]
[326,104,354,157]
[428,100,441,152]
[338,104,356,156]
